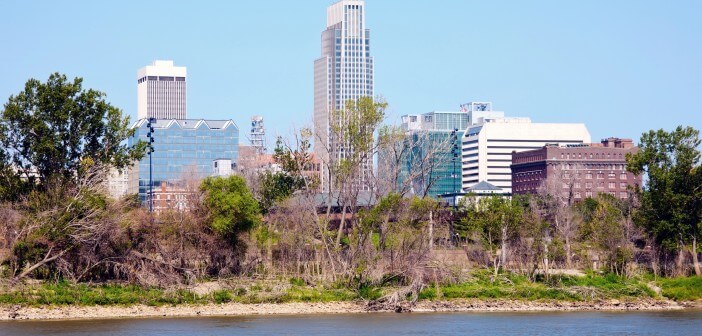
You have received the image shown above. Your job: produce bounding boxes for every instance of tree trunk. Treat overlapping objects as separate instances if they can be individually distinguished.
[543,242,550,279]
[500,226,507,269]
[676,242,686,276]
[692,237,701,276]
[428,210,434,252]
[565,236,572,269]
[379,213,390,252]
[13,248,67,283]
[335,204,348,246]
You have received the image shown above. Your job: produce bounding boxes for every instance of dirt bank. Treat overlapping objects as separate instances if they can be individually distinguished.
[0,298,684,321]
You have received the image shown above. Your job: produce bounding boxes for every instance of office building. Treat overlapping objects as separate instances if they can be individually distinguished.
[137,60,187,120]
[391,111,468,197]
[128,119,239,202]
[511,138,640,200]
[313,0,374,191]
[105,167,129,199]
[461,112,591,193]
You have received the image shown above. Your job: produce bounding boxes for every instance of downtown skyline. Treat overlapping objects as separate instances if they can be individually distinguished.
[1,0,700,147]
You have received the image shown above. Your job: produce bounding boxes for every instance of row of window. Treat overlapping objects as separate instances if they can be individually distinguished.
[138,76,186,84]
[560,152,625,160]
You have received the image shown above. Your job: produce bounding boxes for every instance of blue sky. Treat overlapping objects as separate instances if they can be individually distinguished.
[1,0,700,147]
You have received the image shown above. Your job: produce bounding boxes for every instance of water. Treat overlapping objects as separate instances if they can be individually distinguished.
[1,310,701,335]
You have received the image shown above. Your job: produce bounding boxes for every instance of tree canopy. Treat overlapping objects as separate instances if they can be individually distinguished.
[201,175,261,243]
[0,73,146,200]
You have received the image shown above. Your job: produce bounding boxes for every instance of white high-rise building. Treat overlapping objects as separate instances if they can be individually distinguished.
[314,0,374,192]
[137,60,187,120]
[461,113,591,194]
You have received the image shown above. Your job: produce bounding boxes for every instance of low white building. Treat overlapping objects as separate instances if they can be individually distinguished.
[461,117,591,193]
[106,167,129,199]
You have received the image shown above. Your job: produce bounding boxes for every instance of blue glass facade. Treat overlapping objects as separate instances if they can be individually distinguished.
[395,111,467,198]
[129,119,239,202]
[400,131,462,198]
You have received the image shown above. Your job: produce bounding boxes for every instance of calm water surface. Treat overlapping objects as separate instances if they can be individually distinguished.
[1,310,701,336]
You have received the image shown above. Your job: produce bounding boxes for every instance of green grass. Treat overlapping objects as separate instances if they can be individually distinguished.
[0,282,202,306]
[419,270,655,302]
[657,276,702,301]
[0,273,697,307]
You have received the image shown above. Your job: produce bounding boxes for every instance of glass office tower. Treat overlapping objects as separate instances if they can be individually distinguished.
[314,0,374,191]
[395,111,469,198]
[128,119,239,202]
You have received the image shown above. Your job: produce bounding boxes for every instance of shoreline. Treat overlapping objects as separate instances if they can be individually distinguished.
[0,299,691,321]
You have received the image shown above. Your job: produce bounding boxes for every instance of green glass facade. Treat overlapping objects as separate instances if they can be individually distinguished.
[396,111,468,198]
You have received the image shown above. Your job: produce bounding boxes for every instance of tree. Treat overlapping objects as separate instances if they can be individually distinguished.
[462,195,523,277]
[317,96,387,245]
[200,175,261,245]
[579,194,632,275]
[627,126,702,276]
[0,73,146,201]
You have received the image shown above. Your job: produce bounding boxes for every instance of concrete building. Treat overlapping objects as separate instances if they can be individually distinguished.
[314,0,374,192]
[461,115,591,194]
[137,60,187,120]
[128,119,239,203]
[105,167,129,199]
[511,138,640,200]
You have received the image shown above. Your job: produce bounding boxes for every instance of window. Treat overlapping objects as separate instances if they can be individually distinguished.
[609,182,616,189]
[620,192,628,199]
[586,173,593,179]
[620,173,627,179]
[620,182,627,189]
[585,182,593,188]
[597,173,604,179]
[586,191,593,198]
[608,172,616,179]
[575,182,581,188]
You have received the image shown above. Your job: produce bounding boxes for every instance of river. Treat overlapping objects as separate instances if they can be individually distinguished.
[2,310,701,335]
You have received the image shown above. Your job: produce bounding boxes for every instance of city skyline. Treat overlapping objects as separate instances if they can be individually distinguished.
[0,1,700,146]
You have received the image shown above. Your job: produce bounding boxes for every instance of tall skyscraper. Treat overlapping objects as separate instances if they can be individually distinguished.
[314,0,374,191]
[137,60,187,120]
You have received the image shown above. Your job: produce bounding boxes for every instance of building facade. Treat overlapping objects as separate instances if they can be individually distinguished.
[461,117,591,194]
[128,119,239,202]
[314,0,374,192]
[394,111,467,198]
[105,167,129,199]
[511,138,640,200]
[137,60,187,120]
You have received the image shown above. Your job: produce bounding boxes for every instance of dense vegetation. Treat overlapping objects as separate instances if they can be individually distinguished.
[0,74,700,308]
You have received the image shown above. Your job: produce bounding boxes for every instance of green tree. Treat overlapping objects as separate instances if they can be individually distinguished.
[579,194,631,275]
[462,195,524,277]
[0,73,146,201]
[200,175,261,244]
[327,96,387,245]
[626,126,702,275]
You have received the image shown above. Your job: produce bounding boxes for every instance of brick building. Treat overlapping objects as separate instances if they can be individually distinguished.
[511,138,641,201]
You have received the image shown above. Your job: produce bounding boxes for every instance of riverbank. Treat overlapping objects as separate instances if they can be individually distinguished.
[0,298,688,321]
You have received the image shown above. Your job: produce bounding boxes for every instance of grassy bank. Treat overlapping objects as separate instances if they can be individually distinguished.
[420,271,655,302]
[1,273,700,307]
[657,276,702,301]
